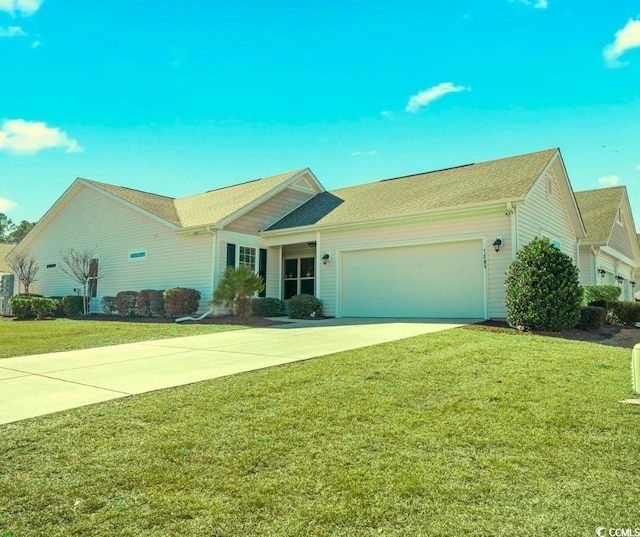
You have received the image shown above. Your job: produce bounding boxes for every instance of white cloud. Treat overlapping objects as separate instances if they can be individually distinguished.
[0,25,26,37]
[598,175,620,187]
[636,164,640,171]
[30,38,40,48]
[0,198,17,212]
[351,150,377,157]
[603,19,640,67]
[0,119,83,154]
[405,82,470,113]
[380,110,393,118]
[0,0,43,16]
[509,0,548,8]
[0,197,17,211]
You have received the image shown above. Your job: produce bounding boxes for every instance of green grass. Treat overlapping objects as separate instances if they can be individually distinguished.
[0,317,245,359]
[1,327,638,536]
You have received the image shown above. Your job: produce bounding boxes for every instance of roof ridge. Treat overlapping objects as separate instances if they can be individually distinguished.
[177,168,304,201]
[82,178,175,200]
[379,163,475,182]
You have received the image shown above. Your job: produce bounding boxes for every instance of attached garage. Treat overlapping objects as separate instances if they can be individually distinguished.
[339,240,486,318]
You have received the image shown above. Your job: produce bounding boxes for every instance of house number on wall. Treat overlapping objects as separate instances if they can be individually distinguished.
[483,249,487,269]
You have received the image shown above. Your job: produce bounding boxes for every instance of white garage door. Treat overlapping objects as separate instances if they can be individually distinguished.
[340,240,485,318]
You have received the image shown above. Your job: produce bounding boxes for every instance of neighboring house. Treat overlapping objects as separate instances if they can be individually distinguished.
[4,148,586,320]
[574,186,640,301]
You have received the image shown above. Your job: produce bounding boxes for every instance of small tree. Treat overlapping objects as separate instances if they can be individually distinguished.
[9,250,40,294]
[505,236,583,331]
[60,248,101,315]
[211,265,265,320]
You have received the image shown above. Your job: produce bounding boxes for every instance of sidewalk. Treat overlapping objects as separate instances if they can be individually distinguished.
[0,318,471,424]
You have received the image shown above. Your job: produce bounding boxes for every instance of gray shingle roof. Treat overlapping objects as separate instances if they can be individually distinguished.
[268,148,558,230]
[574,186,625,244]
[84,169,304,229]
[0,243,13,271]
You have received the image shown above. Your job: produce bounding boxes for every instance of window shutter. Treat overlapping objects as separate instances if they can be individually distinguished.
[258,248,267,298]
[226,243,236,268]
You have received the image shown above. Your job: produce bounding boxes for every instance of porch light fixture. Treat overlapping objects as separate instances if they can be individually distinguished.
[492,238,502,252]
[632,281,636,288]
[616,275,624,284]
[322,253,330,264]
[598,269,606,278]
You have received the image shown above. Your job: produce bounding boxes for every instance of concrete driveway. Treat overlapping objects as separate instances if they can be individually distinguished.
[0,318,472,425]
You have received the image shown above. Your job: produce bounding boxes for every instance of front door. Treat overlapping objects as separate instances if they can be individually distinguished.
[283,257,315,299]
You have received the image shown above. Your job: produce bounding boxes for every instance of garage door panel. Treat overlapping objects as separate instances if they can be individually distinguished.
[341,241,484,318]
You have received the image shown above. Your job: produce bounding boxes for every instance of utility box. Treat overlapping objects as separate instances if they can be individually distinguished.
[633,344,640,394]
[0,274,14,316]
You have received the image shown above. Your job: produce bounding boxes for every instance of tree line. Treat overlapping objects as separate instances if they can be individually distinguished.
[0,213,37,244]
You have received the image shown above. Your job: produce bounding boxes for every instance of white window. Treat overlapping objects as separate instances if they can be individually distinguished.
[238,246,256,271]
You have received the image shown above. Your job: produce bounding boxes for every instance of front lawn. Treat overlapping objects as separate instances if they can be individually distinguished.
[0,316,245,359]
[1,327,638,536]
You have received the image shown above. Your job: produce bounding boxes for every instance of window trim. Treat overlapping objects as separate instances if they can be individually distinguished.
[238,245,257,272]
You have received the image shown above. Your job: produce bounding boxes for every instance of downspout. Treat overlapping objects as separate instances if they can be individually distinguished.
[507,202,517,258]
[207,226,217,314]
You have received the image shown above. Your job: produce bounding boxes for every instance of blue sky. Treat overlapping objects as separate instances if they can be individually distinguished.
[1,0,639,227]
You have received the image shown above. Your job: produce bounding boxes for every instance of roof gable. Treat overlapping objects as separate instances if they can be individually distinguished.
[268,148,559,231]
[574,186,625,244]
[575,186,640,263]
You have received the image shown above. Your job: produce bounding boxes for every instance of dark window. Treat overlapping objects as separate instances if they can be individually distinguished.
[226,243,236,268]
[88,258,98,298]
[283,257,315,299]
[258,249,267,298]
[46,263,56,269]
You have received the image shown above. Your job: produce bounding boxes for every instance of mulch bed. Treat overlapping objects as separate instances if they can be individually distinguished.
[67,314,290,328]
[472,319,640,349]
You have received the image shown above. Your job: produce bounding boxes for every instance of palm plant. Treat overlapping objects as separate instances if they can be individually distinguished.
[211,265,265,320]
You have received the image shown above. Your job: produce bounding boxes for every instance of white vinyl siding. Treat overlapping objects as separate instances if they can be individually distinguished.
[517,168,578,262]
[225,188,315,234]
[24,185,214,312]
[317,211,510,318]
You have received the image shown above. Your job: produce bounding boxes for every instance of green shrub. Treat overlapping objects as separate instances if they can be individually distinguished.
[608,301,640,327]
[62,295,84,316]
[115,291,139,317]
[289,294,323,319]
[48,296,66,317]
[10,296,36,319]
[576,306,606,331]
[164,287,201,317]
[583,285,621,304]
[252,297,285,317]
[31,297,56,319]
[136,289,165,317]
[505,236,583,331]
[101,296,117,315]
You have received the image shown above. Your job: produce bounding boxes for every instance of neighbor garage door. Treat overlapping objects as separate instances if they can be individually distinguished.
[340,240,485,318]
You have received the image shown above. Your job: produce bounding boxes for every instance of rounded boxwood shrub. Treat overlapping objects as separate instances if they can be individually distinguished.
[136,289,165,317]
[583,285,621,304]
[10,295,41,319]
[101,296,117,315]
[164,287,201,317]
[505,236,583,331]
[115,291,139,317]
[31,297,56,319]
[61,295,84,316]
[289,294,323,319]
[252,297,285,317]
[577,306,606,331]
